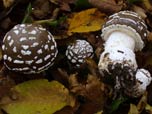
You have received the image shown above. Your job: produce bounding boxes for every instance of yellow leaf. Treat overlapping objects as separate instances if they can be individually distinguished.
[1,79,75,114]
[128,104,139,114]
[137,92,147,113]
[67,8,106,35]
[145,104,152,113]
[3,0,14,8]
[95,110,103,114]
[142,0,152,11]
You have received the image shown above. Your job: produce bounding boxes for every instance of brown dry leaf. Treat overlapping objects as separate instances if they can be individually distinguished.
[137,92,147,113]
[54,106,74,114]
[88,0,123,14]
[128,104,139,114]
[3,0,14,8]
[50,68,70,88]
[60,2,71,11]
[131,5,147,20]
[50,0,76,11]
[69,74,106,114]
[85,58,98,76]
[145,53,152,67]
[69,73,85,94]
[0,17,12,30]
[85,74,105,101]
[142,0,152,12]
[32,0,51,19]
[0,48,2,61]
[147,32,152,41]
[67,8,106,35]
[0,69,15,99]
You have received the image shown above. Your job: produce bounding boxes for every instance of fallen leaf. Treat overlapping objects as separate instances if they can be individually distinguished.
[0,48,2,61]
[32,0,51,19]
[95,110,103,114]
[109,97,127,113]
[54,106,74,114]
[128,104,139,114]
[0,68,15,99]
[69,74,106,114]
[88,0,123,14]
[3,0,14,8]
[1,79,75,114]
[131,5,147,19]
[145,53,152,66]
[60,2,71,11]
[85,58,98,76]
[50,0,76,11]
[67,8,106,35]
[147,32,152,41]
[137,92,147,113]
[145,104,152,113]
[0,17,12,30]
[142,0,152,12]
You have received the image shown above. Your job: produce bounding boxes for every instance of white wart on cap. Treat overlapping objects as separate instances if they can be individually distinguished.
[66,39,93,67]
[2,24,58,74]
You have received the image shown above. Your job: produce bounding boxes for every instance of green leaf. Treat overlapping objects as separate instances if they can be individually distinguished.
[110,97,127,113]
[22,3,33,24]
[34,16,67,27]
[1,79,75,114]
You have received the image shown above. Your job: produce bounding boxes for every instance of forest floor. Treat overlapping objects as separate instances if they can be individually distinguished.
[0,0,152,114]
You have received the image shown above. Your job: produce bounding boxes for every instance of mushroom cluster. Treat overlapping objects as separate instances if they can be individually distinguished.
[66,39,94,67]
[98,11,152,97]
[2,24,58,74]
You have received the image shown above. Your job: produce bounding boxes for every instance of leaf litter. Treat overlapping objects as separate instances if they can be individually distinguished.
[0,0,151,114]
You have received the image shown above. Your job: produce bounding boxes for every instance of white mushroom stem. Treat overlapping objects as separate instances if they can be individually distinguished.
[105,31,135,50]
[98,31,138,73]
[98,31,152,97]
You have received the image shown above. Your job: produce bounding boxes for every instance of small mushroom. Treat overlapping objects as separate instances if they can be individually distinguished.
[2,24,58,74]
[124,69,152,97]
[98,11,151,97]
[66,39,94,67]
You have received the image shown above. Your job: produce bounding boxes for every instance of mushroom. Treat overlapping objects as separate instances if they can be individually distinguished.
[66,39,94,67]
[2,24,58,74]
[124,69,152,97]
[98,11,151,97]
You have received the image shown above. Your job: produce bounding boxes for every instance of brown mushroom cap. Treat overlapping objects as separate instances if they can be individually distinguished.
[66,39,94,67]
[102,10,148,51]
[2,24,58,74]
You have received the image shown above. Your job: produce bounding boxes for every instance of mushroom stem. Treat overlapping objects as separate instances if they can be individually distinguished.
[105,31,135,50]
[98,31,138,75]
[98,10,152,97]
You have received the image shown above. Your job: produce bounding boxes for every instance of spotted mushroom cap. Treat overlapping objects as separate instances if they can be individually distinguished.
[102,10,148,51]
[2,24,58,74]
[66,39,94,67]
